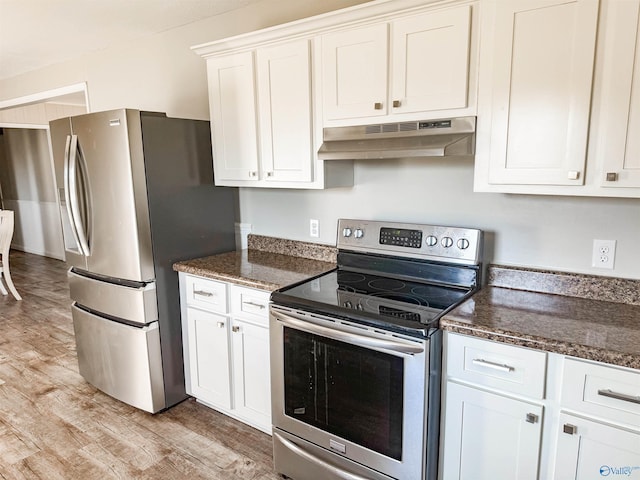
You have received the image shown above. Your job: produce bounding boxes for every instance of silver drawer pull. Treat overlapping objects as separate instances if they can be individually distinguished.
[472,358,515,372]
[193,290,214,297]
[243,301,266,310]
[563,424,577,435]
[597,389,640,405]
[217,321,225,328]
[526,413,539,424]
[232,326,240,333]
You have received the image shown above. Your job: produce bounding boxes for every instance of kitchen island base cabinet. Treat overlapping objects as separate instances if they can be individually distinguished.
[179,273,271,434]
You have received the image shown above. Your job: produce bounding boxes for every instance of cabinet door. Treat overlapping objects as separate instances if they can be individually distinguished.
[185,307,231,409]
[230,318,271,432]
[322,23,388,120]
[553,413,640,479]
[256,40,313,183]
[484,0,599,186]
[441,382,543,480]
[597,0,640,188]
[390,6,471,114]
[207,52,259,183]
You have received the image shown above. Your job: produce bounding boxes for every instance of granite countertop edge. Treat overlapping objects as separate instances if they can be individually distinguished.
[442,265,640,370]
[440,317,639,370]
[173,235,337,292]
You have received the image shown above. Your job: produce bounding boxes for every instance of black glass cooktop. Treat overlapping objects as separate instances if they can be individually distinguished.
[271,267,473,337]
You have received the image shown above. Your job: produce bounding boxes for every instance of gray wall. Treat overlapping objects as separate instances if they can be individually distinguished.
[0,128,55,202]
[240,158,640,279]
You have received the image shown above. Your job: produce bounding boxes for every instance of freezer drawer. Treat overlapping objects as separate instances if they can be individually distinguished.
[69,269,158,325]
[72,304,166,413]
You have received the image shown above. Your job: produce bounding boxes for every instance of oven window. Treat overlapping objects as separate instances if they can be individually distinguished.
[283,326,404,460]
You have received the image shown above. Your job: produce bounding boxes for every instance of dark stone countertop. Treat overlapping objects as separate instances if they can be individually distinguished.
[172,235,336,291]
[441,265,640,370]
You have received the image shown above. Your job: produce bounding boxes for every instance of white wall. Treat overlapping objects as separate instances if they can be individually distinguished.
[1,0,638,279]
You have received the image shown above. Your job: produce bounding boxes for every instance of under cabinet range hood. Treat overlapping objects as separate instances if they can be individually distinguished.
[318,116,476,160]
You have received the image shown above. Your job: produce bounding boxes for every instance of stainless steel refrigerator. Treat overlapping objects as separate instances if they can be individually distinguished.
[49,109,237,413]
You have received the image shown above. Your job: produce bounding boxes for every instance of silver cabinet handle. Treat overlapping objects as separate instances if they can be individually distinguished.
[563,424,577,435]
[606,172,618,182]
[567,170,580,180]
[217,321,225,328]
[392,100,401,108]
[232,326,240,333]
[526,413,539,424]
[472,358,515,372]
[374,102,383,110]
[242,300,266,310]
[597,389,640,405]
[266,172,274,177]
[249,171,258,177]
[193,290,214,297]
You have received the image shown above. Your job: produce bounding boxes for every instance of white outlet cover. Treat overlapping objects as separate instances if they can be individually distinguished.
[310,219,319,238]
[592,239,616,269]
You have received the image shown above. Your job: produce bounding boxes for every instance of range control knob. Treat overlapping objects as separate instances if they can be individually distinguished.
[343,301,353,309]
[425,235,438,247]
[442,236,454,248]
[342,228,352,237]
[354,228,364,239]
[457,238,470,250]
[356,303,363,311]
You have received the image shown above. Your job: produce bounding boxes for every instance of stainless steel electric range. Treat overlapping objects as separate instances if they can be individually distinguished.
[269,219,483,480]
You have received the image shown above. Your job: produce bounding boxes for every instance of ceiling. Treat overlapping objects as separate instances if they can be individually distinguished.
[0,0,264,81]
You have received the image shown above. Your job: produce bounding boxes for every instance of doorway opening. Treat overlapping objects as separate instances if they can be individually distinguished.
[0,83,88,259]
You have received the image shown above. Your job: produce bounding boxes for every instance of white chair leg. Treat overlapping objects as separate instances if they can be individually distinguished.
[0,277,7,295]
[2,260,21,300]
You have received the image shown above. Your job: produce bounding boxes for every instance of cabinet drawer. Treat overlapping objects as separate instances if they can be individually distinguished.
[230,285,270,326]
[184,275,228,313]
[446,333,547,399]
[561,358,640,427]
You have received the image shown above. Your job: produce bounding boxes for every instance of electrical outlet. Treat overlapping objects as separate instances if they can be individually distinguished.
[592,239,616,269]
[310,219,319,238]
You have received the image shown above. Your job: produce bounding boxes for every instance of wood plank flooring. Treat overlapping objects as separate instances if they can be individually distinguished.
[0,251,280,480]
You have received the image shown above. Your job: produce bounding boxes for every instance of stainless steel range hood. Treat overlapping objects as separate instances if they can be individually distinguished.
[318,116,475,160]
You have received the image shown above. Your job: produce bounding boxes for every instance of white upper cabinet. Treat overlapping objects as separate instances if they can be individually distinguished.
[256,40,313,183]
[207,52,259,183]
[201,39,352,189]
[322,5,473,124]
[478,0,599,187]
[475,0,640,197]
[391,7,471,115]
[321,24,388,121]
[593,0,640,189]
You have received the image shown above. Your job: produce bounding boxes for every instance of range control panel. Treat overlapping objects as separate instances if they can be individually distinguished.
[337,219,482,265]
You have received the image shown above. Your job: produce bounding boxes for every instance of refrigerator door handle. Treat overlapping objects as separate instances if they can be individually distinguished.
[67,134,91,256]
[63,134,84,254]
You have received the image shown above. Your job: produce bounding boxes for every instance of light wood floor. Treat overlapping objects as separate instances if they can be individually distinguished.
[0,251,280,480]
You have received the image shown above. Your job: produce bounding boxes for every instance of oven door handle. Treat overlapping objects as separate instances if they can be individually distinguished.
[272,309,424,356]
[274,432,372,480]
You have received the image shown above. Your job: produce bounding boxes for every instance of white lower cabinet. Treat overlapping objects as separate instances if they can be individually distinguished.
[179,273,272,434]
[441,332,640,480]
[441,382,543,480]
[554,413,640,480]
[186,307,232,409]
[441,333,546,480]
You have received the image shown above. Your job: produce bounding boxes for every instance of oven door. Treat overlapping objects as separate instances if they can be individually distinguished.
[270,305,431,480]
